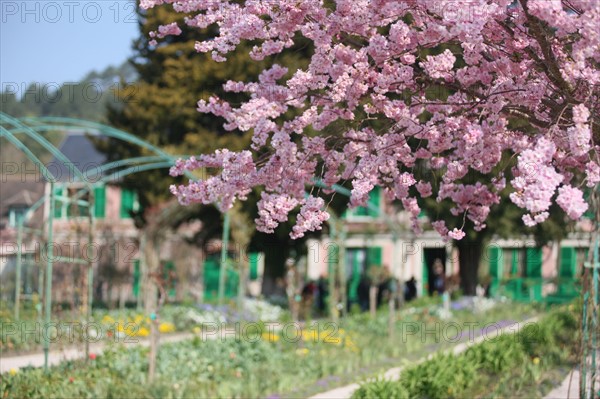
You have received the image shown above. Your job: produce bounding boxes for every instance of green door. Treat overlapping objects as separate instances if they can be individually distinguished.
[204,258,220,300]
[346,249,365,302]
[558,247,577,297]
[525,248,542,301]
[203,257,238,300]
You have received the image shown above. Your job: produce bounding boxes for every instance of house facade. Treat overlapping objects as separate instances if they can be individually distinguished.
[0,132,143,306]
[307,186,593,303]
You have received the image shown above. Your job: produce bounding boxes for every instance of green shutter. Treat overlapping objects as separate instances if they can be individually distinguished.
[526,248,542,277]
[249,253,259,280]
[367,186,381,217]
[488,246,503,278]
[511,249,519,276]
[345,187,380,217]
[132,260,140,298]
[53,186,63,218]
[120,189,135,218]
[94,186,106,218]
[559,247,576,278]
[367,247,382,267]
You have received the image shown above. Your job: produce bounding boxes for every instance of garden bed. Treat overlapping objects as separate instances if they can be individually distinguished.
[352,304,579,399]
[0,299,285,355]
[1,299,540,398]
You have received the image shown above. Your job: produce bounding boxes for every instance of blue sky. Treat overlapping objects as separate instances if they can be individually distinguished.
[1,0,139,96]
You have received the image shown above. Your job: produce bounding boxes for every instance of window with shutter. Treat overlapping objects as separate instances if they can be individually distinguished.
[559,247,576,278]
[120,189,135,219]
[94,186,106,218]
[525,248,542,277]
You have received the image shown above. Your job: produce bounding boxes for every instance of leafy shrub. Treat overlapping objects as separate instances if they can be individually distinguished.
[399,353,477,398]
[353,306,578,399]
[353,377,409,399]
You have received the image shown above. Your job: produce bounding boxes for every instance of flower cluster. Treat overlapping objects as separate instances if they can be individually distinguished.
[142,0,599,240]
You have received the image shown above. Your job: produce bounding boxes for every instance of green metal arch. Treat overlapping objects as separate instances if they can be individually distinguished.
[0,112,199,370]
[1,114,92,188]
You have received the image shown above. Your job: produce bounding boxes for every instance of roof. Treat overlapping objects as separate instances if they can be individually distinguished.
[0,179,45,217]
[49,132,108,183]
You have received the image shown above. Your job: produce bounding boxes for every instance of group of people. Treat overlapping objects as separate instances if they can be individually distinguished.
[284,258,458,319]
[293,273,424,318]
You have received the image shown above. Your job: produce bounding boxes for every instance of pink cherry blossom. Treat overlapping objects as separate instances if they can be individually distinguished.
[556,185,588,220]
[448,228,466,240]
[142,0,599,240]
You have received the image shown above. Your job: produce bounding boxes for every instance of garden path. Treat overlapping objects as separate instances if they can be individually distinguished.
[544,369,580,399]
[0,332,194,373]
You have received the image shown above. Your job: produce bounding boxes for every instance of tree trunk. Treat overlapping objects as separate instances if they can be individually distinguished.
[259,235,288,296]
[456,239,483,296]
[369,285,378,318]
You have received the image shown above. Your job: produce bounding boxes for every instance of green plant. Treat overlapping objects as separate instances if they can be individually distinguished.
[354,305,578,399]
[353,377,409,399]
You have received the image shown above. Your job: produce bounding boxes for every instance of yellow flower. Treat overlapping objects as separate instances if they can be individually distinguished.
[102,315,115,324]
[296,348,309,356]
[159,322,176,334]
[301,330,318,342]
[193,326,201,334]
[137,327,150,337]
[532,357,540,365]
[261,332,280,342]
[9,368,17,376]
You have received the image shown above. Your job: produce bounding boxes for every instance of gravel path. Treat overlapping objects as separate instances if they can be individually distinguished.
[0,332,194,373]
[544,369,580,399]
